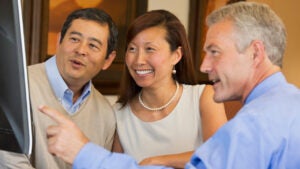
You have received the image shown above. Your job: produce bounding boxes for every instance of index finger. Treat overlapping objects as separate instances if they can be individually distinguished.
[38,105,68,124]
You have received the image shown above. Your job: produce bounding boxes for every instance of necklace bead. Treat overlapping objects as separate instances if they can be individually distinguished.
[138,81,179,111]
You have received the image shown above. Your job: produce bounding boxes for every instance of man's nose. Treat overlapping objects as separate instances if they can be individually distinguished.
[75,42,88,56]
[200,55,211,73]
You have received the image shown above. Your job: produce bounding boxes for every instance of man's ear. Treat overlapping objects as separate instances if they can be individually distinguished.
[251,40,265,66]
[102,51,116,70]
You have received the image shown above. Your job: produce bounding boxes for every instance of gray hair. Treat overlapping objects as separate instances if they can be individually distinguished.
[206,2,286,67]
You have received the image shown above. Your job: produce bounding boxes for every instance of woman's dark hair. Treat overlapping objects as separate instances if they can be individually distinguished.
[60,8,118,58]
[117,9,197,107]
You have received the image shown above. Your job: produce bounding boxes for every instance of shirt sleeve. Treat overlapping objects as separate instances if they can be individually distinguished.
[73,142,173,169]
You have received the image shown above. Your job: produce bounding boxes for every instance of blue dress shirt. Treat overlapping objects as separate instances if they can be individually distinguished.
[189,72,300,169]
[73,72,300,169]
[45,56,91,114]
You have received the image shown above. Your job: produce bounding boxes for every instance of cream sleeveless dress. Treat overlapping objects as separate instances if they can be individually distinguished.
[113,84,205,162]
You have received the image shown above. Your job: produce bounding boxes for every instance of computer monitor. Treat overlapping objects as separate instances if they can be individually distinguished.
[0,0,33,156]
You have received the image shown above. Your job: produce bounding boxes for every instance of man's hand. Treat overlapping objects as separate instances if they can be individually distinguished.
[38,105,89,164]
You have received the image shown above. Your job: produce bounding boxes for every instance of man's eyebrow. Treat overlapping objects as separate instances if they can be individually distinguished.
[70,31,82,37]
[70,31,103,46]
[204,43,219,52]
[204,44,213,51]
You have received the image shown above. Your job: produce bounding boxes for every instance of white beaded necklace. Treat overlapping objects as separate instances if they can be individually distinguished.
[138,81,179,111]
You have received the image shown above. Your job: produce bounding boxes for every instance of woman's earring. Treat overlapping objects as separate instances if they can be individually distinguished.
[172,66,176,74]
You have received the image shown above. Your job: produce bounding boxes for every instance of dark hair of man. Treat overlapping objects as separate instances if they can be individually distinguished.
[117,9,197,107]
[60,8,118,58]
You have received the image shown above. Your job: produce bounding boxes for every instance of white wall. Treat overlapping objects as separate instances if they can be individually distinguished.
[147,0,189,30]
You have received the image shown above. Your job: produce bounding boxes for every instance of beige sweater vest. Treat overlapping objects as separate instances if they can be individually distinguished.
[0,63,116,169]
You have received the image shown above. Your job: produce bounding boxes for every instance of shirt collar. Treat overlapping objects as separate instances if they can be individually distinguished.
[245,72,286,104]
[45,56,92,102]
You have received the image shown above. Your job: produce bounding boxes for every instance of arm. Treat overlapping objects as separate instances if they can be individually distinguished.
[200,85,227,141]
[139,151,193,169]
[75,142,173,169]
[39,105,172,169]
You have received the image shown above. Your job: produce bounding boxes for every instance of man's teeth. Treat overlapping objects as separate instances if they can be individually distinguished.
[136,70,153,75]
[211,79,220,84]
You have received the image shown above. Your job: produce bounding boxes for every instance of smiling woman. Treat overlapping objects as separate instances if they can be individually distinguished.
[23,0,147,94]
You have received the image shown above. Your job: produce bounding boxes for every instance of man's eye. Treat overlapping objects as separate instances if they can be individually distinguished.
[210,50,219,55]
[90,43,98,49]
[70,37,79,42]
[89,43,101,52]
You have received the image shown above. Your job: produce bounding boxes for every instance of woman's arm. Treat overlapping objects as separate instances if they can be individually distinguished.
[139,151,193,169]
[200,85,227,141]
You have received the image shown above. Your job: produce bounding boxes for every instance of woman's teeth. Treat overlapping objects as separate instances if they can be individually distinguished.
[136,69,153,75]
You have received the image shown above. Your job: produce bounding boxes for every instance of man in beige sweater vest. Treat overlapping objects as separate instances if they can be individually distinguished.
[0,8,118,169]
